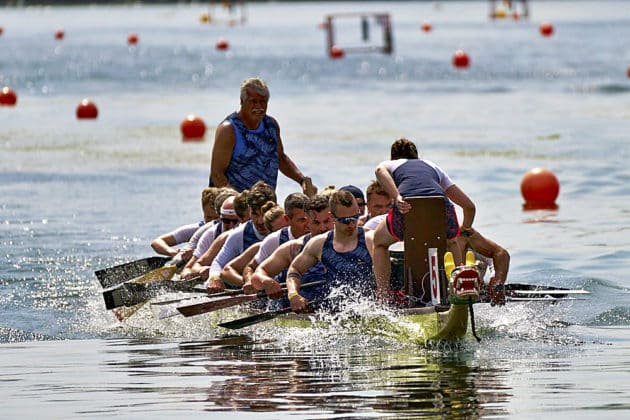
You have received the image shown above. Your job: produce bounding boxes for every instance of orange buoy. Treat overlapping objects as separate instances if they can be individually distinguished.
[0,26,3,36]
[539,22,554,37]
[626,66,630,79]
[215,38,229,51]
[200,13,210,24]
[0,86,17,106]
[420,21,432,32]
[520,167,560,210]
[76,99,98,119]
[180,115,206,141]
[452,49,470,69]
[127,33,139,45]
[329,46,344,59]
[55,29,64,40]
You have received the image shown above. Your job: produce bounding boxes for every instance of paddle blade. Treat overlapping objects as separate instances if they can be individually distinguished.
[102,264,181,310]
[112,303,145,322]
[95,256,171,288]
[103,277,204,310]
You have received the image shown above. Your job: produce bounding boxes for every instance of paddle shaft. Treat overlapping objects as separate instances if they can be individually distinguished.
[176,280,325,318]
[218,300,320,330]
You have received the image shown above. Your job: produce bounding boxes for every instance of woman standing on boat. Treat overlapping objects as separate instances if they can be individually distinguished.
[371,138,476,301]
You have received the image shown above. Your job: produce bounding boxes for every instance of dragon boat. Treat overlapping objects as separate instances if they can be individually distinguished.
[223,196,484,343]
[98,197,586,343]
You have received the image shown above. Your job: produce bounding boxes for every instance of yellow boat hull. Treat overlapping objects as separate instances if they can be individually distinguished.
[274,303,469,344]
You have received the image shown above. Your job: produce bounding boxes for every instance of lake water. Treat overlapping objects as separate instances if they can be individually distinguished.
[1,1,629,418]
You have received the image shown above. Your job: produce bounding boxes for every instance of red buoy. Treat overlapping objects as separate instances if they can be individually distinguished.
[55,29,64,40]
[0,86,17,106]
[0,27,3,36]
[180,115,206,141]
[215,38,229,51]
[127,33,139,45]
[452,50,470,69]
[420,21,432,32]
[329,46,344,59]
[76,99,98,119]
[539,22,554,37]
[521,167,560,210]
[626,66,630,79]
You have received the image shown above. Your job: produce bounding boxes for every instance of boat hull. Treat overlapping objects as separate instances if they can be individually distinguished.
[273,303,469,344]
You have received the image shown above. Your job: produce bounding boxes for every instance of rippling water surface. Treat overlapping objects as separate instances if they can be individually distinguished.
[1,1,629,418]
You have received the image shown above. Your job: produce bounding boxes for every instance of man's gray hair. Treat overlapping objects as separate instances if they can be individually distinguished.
[240,78,270,102]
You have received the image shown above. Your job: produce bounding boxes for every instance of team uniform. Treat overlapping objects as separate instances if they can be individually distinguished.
[253,226,294,266]
[363,213,386,231]
[381,158,460,241]
[294,228,375,312]
[185,220,219,254]
[169,221,205,245]
[272,233,330,309]
[193,221,227,259]
[209,112,280,192]
[205,221,267,287]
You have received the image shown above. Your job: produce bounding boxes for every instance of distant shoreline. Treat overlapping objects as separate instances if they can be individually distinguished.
[3,0,412,5]
[4,0,407,5]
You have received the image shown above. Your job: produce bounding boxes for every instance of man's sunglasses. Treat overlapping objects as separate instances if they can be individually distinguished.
[334,213,361,225]
[221,217,238,225]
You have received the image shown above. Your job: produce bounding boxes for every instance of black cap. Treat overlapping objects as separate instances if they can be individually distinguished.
[340,185,365,202]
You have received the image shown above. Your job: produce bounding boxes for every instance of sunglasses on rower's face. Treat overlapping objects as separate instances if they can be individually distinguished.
[221,217,238,225]
[334,213,361,225]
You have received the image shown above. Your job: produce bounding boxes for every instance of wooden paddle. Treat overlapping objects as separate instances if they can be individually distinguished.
[151,286,284,320]
[175,280,325,318]
[95,256,171,288]
[109,260,185,322]
[103,275,203,309]
[217,300,320,330]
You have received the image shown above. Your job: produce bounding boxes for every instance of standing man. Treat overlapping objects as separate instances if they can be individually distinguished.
[209,77,317,196]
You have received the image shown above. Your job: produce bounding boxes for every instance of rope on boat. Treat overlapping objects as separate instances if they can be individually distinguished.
[469,297,481,342]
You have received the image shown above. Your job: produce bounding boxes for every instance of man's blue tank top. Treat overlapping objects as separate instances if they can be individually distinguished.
[272,233,330,309]
[242,221,260,250]
[221,112,279,192]
[273,227,294,285]
[320,227,375,298]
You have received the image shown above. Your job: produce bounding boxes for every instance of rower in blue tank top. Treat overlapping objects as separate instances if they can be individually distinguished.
[247,193,335,307]
[208,77,317,196]
[286,190,376,313]
[321,228,374,294]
